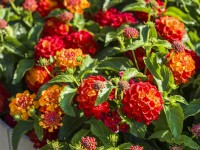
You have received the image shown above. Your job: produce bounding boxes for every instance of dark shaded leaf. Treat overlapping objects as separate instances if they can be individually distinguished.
[12,59,34,84]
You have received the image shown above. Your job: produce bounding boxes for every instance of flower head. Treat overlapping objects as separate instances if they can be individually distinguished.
[191,124,200,137]
[42,17,71,37]
[54,48,85,70]
[94,8,137,28]
[102,110,129,133]
[123,27,139,39]
[76,76,110,119]
[65,30,97,57]
[172,41,185,52]
[38,84,64,112]
[0,19,7,29]
[37,0,59,17]
[81,136,97,150]
[39,109,63,132]
[23,0,38,12]
[9,90,38,120]
[185,50,200,71]
[170,145,183,150]
[156,16,186,42]
[25,66,53,92]
[130,145,144,150]
[122,81,164,125]
[63,0,90,14]
[60,11,73,22]
[166,50,195,85]
[34,36,65,60]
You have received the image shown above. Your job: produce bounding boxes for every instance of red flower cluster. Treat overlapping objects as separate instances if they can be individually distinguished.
[102,110,129,133]
[81,136,97,150]
[65,30,97,57]
[34,36,65,60]
[155,16,186,42]
[76,76,110,119]
[42,17,71,37]
[130,145,144,150]
[166,50,195,85]
[186,50,200,71]
[122,81,164,125]
[37,0,60,17]
[94,8,137,28]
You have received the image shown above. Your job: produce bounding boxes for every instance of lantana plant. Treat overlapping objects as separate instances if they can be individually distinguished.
[0,0,200,150]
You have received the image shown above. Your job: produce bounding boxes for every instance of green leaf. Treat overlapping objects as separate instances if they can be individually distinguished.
[3,36,26,57]
[47,8,65,18]
[105,32,118,47]
[153,39,172,49]
[59,86,77,117]
[175,135,200,149]
[164,104,184,138]
[33,119,43,141]
[12,59,34,84]
[97,57,133,72]
[149,130,172,143]
[59,115,86,141]
[184,99,200,118]
[95,47,121,59]
[169,95,188,105]
[122,68,146,80]
[164,7,196,25]
[146,21,157,39]
[27,23,43,47]
[144,53,177,94]
[12,121,34,150]
[95,82,114,106]
[78,55,97,79]
[48,75,74,83]
[0,8,10,21]
[118,143,132,149]
[129,120,147,138]
[125,40,144,52]
[154,111,170,132]
[103,0,124,11]
[71,129,90,145]
[87,119,112,147]
[73,13,85,30]
[122,3,150,13]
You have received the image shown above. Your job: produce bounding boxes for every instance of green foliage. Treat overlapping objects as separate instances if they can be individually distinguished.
[59,115,86,142]
[12,121,34,150]
[144,53,177,95]
[87,119,113,147]
[95,82,114,106]
[12,59,34,84]
[121,68,146,81]
[71,129,90,145]
[33,118,43,141]
[184,98,200,118]
[59,86,77,117]
[164,104,184,138]
[97,57,133,72]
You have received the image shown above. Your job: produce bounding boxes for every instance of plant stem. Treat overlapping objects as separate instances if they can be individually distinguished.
[118,37,125,50]
[44,66,54,78]
[10,2,20,15]
[72,75,80,86]
[132,50,139,70]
